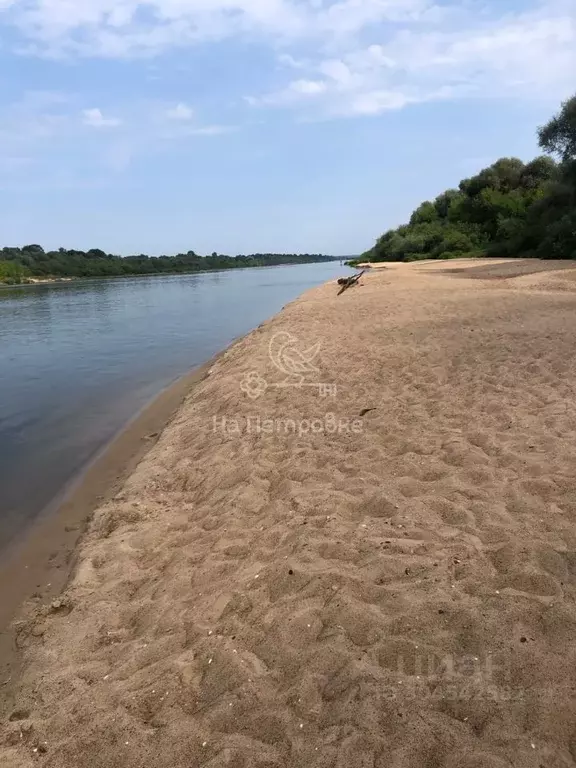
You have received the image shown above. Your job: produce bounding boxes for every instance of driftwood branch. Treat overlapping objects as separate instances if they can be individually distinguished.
[337,270,366,296]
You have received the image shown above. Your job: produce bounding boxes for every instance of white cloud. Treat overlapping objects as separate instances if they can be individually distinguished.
[0,0,436,57]
[291,79,327,95]
[0,92,236,188]
[82,107,122,127]
[186,125,236,136]
[161,121,237,139]
[248,2,576,117]
[0,1,573,122]
[277,53,306,69]
[166,102,194,120]
[315,0,432,36]
[349,90,411,115]
[254,77,328,106]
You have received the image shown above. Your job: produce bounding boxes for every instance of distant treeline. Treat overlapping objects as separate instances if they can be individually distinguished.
[359,94,576,263]
[0,249,337,285]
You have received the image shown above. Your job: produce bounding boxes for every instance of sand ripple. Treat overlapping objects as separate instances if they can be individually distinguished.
[3,259,576,767]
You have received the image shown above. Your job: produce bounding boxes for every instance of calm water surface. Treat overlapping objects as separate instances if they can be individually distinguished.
[0,262,348,551]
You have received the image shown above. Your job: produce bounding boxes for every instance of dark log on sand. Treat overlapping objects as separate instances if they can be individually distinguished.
[337,270,366,296]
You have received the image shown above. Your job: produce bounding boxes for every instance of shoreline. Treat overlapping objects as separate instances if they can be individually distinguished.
[0,269,327,710]
[0,260,343,290]
[0,359,216,708]
[0,261,348,683]
[4,259,576,765]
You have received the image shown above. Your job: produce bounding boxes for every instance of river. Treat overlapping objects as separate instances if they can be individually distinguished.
[0,261,348,552]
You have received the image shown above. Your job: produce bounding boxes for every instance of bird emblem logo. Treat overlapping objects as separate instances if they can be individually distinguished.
[240,331,335,400]
[268,332,322,386]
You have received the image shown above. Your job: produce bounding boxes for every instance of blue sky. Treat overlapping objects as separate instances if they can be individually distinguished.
[0,0,574,256]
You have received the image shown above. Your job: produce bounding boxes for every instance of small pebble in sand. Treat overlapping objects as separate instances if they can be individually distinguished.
[202,742,208,748]
[208,630,213,635]
[208,659,213,664]
[299,724,304,729]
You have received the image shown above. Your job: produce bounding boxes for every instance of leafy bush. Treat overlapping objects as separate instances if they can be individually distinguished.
[0,260,29,284]
[363,94,576,262]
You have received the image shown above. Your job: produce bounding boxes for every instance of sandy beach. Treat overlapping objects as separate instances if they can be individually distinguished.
[3,258,576,767]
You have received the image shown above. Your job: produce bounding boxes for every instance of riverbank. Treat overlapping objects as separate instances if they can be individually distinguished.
[0,363,214,710]
[0,264,314,289]
[3,259,576,767]
[0,277,76,288]
[0,261,344,290]
[0,261,348,556]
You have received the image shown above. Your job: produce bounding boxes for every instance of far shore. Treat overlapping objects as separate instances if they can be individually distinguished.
[0,259,346,290]
[0,277,78,288]
[3,258,576,767]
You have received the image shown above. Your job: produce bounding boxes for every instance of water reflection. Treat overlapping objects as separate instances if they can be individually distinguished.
[0,262,349,550]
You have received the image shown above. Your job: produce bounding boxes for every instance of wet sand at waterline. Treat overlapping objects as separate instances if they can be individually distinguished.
[3,259,576,767]
[0,363,214,701]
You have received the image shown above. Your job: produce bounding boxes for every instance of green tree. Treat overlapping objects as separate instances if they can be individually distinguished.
[0,247,336,279]
[410,201,438,225]
[362,94,576,262]
[0,260,29,284]
[434,189,463,219]
[538,95,576,162]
